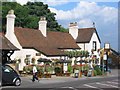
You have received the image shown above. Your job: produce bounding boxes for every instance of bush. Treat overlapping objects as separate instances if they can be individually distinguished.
[94,70,97,76]
[83,64,89,71]
[23,65,45,75]
[45,65,52,73]
[23,65,33,74]
[94,65,102,75]
[54,67,62,74]
[68,64,72,73]
[36,65,44,74]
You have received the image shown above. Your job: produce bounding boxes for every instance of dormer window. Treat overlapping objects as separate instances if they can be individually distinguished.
[93,41,97,51]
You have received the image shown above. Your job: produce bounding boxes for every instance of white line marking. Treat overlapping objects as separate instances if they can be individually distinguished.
[68,87,78,90]
[84,84,98,88]
[96,82,119,88]
[112,79,118,82]
[107,81,118,84]
[61,87,78,90]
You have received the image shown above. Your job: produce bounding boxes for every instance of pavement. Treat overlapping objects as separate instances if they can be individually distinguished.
[20,69,119,84]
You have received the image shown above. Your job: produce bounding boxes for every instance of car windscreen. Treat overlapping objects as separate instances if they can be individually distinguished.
[2,65,14,73]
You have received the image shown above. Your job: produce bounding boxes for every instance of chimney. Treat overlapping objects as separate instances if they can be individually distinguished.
[5,10,16,37]
[38,16,47,37]
[69,22,78,40]
[5,10,22,49]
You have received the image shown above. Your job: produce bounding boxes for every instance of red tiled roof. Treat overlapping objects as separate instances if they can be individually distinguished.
[0,33,19,50]
[14,27,80,56]
[76,28,101,43]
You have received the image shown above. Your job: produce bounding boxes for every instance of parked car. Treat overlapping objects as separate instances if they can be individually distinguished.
[1,64,21,86]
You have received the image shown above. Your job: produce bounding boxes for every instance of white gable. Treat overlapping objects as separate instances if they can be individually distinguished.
[77,31,100,55]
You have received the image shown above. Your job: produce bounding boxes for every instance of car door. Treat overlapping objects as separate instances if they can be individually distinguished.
[2,65,16,84]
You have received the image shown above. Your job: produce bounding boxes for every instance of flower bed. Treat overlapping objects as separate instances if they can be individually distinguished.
[64,72,71,77]
[44,73,51,78]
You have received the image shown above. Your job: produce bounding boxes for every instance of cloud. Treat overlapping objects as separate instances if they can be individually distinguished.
[97,7,117,24]
[49,1,117,24]
[16,0,31,5]
[49,7,73,20]
[49,1,118,50]
[36,0,69,6]
[15,0,69,6]
[14,0,118,50]
[78,19,93,28]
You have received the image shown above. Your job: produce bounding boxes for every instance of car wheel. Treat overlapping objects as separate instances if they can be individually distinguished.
[14,78,21,86]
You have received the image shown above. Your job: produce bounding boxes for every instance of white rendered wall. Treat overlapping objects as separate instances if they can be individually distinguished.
[77,32,100,55]
[11,49,40,70]
[89,32,101,53]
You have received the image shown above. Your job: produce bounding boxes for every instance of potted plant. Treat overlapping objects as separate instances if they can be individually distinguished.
[54,67,62,76]
[83,64,89,76]
[44,65,52,78]
[24,58,29,65]
[64,64,72,76]
[31,58,36,65]
[37,66,44,78]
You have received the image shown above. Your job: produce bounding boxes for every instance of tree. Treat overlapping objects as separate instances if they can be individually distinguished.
[2,2,29,32]
[2,2,67,33]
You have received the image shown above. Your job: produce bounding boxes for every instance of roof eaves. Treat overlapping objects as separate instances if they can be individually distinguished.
[58,47,81,49]
[76,41,90,43]
[22,47,49,56]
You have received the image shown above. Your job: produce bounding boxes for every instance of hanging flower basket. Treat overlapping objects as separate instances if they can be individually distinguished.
[31,58,36,64]
[15,58,21,63]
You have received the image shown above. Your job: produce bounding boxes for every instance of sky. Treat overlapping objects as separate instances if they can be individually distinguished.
[14,0,119,51]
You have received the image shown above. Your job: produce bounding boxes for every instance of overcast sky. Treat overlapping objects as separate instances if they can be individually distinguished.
[14,0,119,51]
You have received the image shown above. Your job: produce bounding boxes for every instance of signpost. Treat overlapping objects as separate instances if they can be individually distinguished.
[104,43,110,72]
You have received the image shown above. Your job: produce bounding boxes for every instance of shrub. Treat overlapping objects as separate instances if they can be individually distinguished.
[94,70,97,76]
[23,66,27,72]
[68,64,72,73]
[94,65,102,75]
[23,65,33,74]
[36,65,44,74]
[45,65,52,73]
[54,67,62,74]
[31,58,36,64]
[83,64,89,71]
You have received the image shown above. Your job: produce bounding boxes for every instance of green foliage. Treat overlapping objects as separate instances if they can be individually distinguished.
[73,65,81,70]
[2,2,29,32]
[24,58,30,65]
[36,65,44,74]
[31,58,36,64]
[54,67,62,74]
[23,65,33,74]
[2,2,67,33]
[65,50,89,58]
[93,70,97,76]
[94,65,102,75]
[83,64,89,71]
[68,64,72,73]
[45,65,52,73]
[23,65,44,74]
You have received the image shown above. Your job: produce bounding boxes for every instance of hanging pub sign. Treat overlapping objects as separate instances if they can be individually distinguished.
[104,43,110,49]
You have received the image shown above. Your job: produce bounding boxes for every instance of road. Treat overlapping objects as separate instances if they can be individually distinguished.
[1,69,119,90]
[2,76,119,90]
